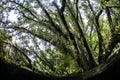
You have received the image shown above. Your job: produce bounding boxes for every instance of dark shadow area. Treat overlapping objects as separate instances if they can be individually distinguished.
[88,56,120,80]
[0,58,55,80]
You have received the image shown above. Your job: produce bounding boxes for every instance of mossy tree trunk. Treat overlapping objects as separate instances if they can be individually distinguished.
[1,50,120,80]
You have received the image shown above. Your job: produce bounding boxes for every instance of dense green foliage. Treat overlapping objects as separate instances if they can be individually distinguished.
[0,0,120,76]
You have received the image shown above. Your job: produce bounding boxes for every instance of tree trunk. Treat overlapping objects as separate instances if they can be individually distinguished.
[0,52,120,80]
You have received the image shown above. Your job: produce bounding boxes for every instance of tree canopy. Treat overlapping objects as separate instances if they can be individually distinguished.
[0,0,120,78]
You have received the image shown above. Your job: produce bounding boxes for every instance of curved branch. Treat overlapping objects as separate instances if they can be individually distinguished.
[2,40,33,69]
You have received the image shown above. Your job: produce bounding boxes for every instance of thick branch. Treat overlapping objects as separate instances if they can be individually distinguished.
[36,0,70,40]
[53,2,85,69]
[105,7,114,32]
[108,6,120,8]
[103,34,120,61]
[67,4,97,68]
[87,0,104,64]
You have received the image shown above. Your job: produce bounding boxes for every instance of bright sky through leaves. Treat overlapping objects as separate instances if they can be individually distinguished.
[8,10,18,22]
